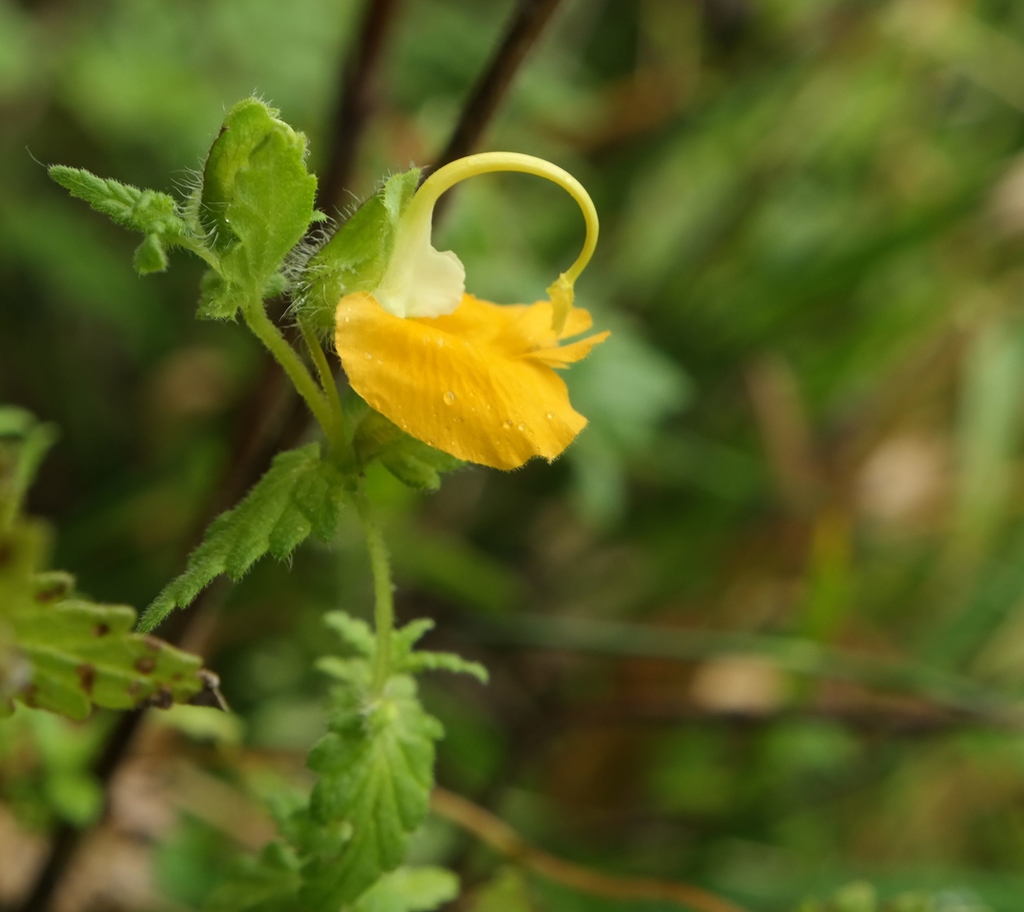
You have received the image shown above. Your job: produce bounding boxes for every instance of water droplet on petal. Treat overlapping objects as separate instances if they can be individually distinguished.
[344,316,351,323]
[517,423,525,431]
[363,351,372,360]
[443,390,456,405]
[546,413,554,419]
[502,420,513,430]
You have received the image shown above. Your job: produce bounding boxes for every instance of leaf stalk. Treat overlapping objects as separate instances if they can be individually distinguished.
[242,299,346,457]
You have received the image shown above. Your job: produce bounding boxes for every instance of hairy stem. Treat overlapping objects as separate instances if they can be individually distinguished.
[242,300,344,455]
[353,481,394,692]
[300,321,348,456]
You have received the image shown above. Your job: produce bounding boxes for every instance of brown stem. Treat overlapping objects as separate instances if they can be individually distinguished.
[317,0,401,213]
[433,0,565,171]
[431,787,749,912]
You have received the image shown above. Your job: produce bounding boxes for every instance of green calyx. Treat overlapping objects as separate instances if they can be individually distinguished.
[295,168,421,340]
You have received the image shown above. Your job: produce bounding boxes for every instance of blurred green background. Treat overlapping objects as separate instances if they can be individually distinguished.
[6,0,1024,909]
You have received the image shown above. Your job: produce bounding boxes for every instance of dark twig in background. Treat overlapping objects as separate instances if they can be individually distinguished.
[431,0,564,221]
[16,0,564,908]
[317,0,401,213]
[433,0,564,173]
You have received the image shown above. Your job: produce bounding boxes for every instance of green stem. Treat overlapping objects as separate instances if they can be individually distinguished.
[242,299,345,455]
[353,481,394,693]
[299,320,347,457]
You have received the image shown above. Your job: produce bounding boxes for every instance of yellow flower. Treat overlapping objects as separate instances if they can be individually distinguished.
[334,153,607,471]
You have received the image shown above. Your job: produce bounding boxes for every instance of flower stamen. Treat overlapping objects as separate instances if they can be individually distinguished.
[371,152,599,332]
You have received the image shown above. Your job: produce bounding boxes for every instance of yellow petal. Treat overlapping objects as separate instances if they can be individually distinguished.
[559,306,595,338]
[335,293,606,470]
[529,330,611,368]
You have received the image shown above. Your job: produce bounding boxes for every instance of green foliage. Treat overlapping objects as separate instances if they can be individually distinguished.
[50,97,318,313]
[353,411,463,492]
[198,97,318,319]
[317,612,488,684]
[0,706,106,829]
[47,166,192,276]
[0,407,57,532]
[205,842,303,912]
[470,869,533,912]
[353,866,459,912]
[391,617,488,682]
[296,613,474,908]
[797,883,993,912]
[0,409,207,721]
[31,2,1024,906]
[296,168,421,339]
[45,101,474,910]
[301,672,443,908]
[207,856,456,912]
[142,443,347,632]
[208,610,477,911]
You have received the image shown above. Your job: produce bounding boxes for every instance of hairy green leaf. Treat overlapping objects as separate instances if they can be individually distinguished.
[324,611,375,656]
[209,611,479,910]
[391,618,487,683]
[198,98,317,318]
[47,166,189,275]
[141,444,346,632]
[399,650,488,682]
[319,612,487,684]
[296,168,421,339]
[133,232,169,275]
[197,270,249,320]
[353,866,460,912]
[48,166,184,235]
[0,522,206,722]
[300,674,443,909]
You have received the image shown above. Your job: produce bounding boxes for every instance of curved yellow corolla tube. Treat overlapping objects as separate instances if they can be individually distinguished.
[335,152,608,471]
